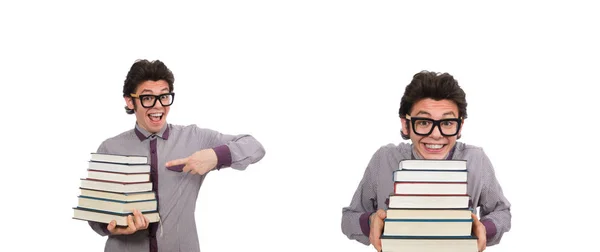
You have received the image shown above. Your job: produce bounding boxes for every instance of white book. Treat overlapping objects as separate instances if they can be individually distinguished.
[90,153,148,164]
[399,159,467,171]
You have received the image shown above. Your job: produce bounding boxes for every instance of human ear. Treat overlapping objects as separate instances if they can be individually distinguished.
[124,97,135,110]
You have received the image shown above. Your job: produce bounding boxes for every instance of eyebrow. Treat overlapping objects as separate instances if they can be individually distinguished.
[139,88,169,94]
[414,111,431,116]
[414,111,457,117]
[442,111,457,117]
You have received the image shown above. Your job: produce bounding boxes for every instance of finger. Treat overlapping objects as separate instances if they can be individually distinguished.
[370,213,384,251]
[182,164,192,173]
[134,211,144,229]
[139,211,147,228]
[139,211,147,229]
[126,215,137,234]
[476,230,486,252]
[135,210,146,229]
[144,216,150,229]
[377,209,387,219]
[166,157,188,168]
[471,213,481,223]
[371,222,383,251]
[107,220,117,234]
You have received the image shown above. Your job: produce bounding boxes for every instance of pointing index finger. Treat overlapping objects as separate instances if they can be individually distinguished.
[166,157,188,167]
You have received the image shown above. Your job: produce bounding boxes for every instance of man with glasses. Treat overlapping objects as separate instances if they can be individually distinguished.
[340,71,511,252]
[87,59,266,252]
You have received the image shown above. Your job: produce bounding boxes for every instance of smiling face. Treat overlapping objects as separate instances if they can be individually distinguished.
[124,80,171,133]
[401,98,463,159]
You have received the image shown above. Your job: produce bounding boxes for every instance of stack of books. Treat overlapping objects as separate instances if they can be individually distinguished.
[72,153,160,226]
[381,159,478,252]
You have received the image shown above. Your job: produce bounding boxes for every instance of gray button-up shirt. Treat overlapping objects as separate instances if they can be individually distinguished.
[88,123,266,252]
[341,142,511,247]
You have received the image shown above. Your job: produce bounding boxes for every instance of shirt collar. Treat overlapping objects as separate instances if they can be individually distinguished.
[134,123,170,141]
[411,143,456,160]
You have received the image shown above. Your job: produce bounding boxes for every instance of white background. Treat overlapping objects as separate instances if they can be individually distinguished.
[1,0,598,251]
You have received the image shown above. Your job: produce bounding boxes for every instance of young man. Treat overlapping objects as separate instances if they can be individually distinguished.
[340,71,511,252]
[87,59,266,252]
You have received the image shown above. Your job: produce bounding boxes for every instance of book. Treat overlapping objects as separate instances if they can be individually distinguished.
[393,169,467,182]
[90,153,148,164]
[79,188,156,202]
[87,169,150,183]
[88,161,150,174]
[386,208,472,220]
[80,178,153,193]
[398,159,467,171]
[73,153,159,227]
[73,207,159,226]
[381,235,478,252]
[388,194,470,209]
[382,159,477,252]
[77,195,157,213]
[383,219,473,236]
[393,182,467,195]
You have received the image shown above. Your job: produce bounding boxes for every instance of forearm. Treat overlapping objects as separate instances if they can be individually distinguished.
[212,134,265,171]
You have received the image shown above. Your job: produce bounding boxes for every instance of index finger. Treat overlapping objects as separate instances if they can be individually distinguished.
[166,157,188,167]
[144,216,150,229]
[126,215,137,233]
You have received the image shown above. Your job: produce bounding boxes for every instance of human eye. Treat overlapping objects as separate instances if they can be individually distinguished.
[416,120,431,127]
[441,121,455,126]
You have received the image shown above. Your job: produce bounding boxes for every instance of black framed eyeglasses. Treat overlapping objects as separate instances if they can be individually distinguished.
[130,92,175,108]
[405,114,463,137]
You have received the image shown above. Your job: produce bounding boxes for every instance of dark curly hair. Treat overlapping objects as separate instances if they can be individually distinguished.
[399,70,467,140]
[123,59,175,114]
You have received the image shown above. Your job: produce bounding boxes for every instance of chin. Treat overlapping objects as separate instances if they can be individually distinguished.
[143,120,165,134]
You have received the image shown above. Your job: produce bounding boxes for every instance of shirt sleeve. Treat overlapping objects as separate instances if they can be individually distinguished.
[194,125,266,171]
[340,147,382,245]
[477,149,512,246]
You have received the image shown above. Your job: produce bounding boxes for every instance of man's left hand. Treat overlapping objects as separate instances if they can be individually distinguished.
[166,149,217,175]
[471,213,487,252]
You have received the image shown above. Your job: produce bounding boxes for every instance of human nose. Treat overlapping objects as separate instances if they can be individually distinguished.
[429,124,443,139]
[152,97,164,108]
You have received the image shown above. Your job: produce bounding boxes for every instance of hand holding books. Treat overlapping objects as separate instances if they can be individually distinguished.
[471,213,487,252]
[369,209,387,252]
[107,209,151,235]
[72,153,160,231]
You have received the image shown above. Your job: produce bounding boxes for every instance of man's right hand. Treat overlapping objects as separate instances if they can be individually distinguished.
[369,209,387,252]
[107,209,150,235]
